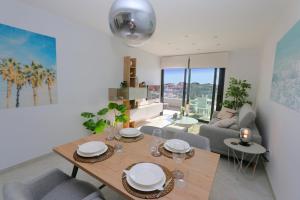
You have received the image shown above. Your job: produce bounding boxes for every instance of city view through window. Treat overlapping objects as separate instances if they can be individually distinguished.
[163,68,218,121]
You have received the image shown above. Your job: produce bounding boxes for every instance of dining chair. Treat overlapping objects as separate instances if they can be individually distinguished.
[3,169,105,200]
[140,126,174,139]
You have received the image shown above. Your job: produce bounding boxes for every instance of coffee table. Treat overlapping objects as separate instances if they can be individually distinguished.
[224,138,266,175]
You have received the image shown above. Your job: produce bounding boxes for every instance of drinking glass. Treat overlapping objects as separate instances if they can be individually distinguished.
[172,152,186,180]
[113,127,123,153]
[106,126,115,141]
[150,128,163,157]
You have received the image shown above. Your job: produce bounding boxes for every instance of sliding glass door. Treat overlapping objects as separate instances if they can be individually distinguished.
[188,68,215,121]
[162,68,225,122]
[163,68,186,111]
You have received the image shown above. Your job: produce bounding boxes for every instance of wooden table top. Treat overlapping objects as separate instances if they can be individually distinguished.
[53,133,220,200]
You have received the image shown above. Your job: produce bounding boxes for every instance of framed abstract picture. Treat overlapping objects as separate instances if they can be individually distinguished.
[0,23,57,109]
[271,20,300,112]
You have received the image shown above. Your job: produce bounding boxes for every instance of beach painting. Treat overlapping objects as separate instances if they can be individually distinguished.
[0,23,57,109]
[271,20,300,112]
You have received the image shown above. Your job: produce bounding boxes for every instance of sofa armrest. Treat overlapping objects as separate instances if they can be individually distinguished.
[199,124,240,153]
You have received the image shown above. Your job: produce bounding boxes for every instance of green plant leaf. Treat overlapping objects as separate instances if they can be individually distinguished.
[81,112,95,118]
[82,119,96,131]
[116,104,127,113]
[115,114,129,123]
[97,108,109,116]
[108,102,118,110]
[94,119,107,133]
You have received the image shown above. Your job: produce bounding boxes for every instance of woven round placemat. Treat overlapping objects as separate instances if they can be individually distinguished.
[122,163,175,199]
[73,144,114,163]
[116,134,144,143]
[158,143,195,159]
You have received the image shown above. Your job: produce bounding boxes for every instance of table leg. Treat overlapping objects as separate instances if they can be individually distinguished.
[227,148,230,161]
[244,154,258,172]
[239,152,244,172]
[71,165,79,178]
[232,149,236,168]
[252,155,260,176]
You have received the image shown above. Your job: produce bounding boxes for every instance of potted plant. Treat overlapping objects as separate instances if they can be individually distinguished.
[223,77,252,110]
[81,102,128,137]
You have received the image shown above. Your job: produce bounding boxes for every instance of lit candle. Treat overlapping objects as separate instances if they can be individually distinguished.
[240,128,252,146]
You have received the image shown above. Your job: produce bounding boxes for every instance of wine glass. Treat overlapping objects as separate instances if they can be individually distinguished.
[150,128,163,157]
[172,152,186,187]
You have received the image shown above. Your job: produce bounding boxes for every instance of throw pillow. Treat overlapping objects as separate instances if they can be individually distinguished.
[213,117,238,128]
[217,107,237,120]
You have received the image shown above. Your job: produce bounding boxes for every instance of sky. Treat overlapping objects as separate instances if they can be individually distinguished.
[0,23,56,69]
[164,68,215,84]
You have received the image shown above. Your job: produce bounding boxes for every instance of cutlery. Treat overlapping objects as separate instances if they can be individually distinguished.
[156,178,172,198]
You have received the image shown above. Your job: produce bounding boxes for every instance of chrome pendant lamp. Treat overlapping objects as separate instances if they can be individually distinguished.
[109,0,156,47]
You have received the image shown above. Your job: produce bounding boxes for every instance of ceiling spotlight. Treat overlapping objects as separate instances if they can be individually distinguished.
[109,0,156,47]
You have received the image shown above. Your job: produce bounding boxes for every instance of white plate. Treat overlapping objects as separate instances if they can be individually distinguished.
[77,145,108,157]
[126,174,165,192]
[128,163,165,187]
[119,128,142,138]
[78,141,106,154]
[164,139,191,153]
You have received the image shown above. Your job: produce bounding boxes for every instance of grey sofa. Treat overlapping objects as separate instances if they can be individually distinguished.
[3,169,104,200]
[199,104,262,158]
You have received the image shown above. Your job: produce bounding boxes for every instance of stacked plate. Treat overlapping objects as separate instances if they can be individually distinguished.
[119,128,142,138]
[124,163,166,191]
[164,139,191,153]
[77,141,108,157]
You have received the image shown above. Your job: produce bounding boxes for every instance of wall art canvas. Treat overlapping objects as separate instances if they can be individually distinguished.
[0,23,57,109]
[271,20,300,111]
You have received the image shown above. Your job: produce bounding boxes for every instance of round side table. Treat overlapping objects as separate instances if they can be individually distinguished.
[224,138,266,175]
[175,116,198,128]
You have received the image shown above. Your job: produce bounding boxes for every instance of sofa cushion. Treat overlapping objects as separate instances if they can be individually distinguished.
[213,117,237,128]
[238,104,256,128]
[217,107,236,120]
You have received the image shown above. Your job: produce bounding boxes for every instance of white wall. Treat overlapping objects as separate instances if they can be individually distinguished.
[0,0,160,170]
[256,1,300,200]
[225,48,261,105]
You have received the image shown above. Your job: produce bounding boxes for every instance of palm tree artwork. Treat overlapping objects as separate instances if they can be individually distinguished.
[24,62,46,106]
[44,69,56,104]
[0,23,57,109]
[15,65,26,107]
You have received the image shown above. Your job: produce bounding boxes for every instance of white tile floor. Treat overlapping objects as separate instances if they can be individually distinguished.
[0,153,275,200]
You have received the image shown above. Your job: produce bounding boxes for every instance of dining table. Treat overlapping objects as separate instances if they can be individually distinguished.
[53,132,220,200]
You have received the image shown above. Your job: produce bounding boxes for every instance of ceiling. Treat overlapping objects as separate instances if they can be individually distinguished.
[18,0,290,56]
